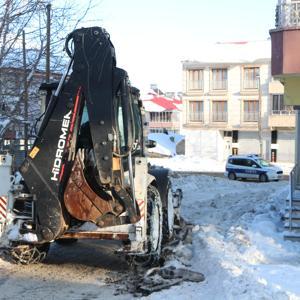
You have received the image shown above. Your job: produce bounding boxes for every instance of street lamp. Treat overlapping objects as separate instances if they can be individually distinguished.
[257,73,263,158]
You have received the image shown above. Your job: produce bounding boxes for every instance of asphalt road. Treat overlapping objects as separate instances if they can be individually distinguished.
[0,240,132,300]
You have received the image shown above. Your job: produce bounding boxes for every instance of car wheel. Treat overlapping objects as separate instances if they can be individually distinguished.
[259,174,268,182]
[228,172,236,180]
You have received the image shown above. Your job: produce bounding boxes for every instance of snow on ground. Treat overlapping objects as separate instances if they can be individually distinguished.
[0,156,299,299]
[144,174,300,299]
[147,133,184,157]
[149,156,294,175]
[149,156,226,173]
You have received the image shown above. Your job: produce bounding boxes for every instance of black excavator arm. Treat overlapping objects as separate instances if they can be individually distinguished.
[20,27,142,242]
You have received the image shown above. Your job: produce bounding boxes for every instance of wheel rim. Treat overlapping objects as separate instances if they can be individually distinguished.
[150,200,160,251]
[167,189,174,237]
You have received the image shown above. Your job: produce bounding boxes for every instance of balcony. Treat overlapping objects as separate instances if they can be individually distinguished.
[269,80,284,94]
[211,112,227,123]
[268,110,296,128]
[148,121,180,129]
[189,112,204,123]
[243,112,258,122]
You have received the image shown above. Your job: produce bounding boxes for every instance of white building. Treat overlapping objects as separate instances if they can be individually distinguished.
[181,40,295,162]
[142,91,182,134]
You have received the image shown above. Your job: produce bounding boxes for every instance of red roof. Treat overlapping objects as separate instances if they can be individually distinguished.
[173,99,182,104]
[143,95,182,111]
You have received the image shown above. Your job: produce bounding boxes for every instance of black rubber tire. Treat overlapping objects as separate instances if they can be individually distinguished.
[228,172,236,180]
[55,238,78,245]
[259,174,268,182]
[162,183,175,245]
[131,185,163,267]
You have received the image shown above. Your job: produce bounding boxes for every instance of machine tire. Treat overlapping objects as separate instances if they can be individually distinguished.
[259,174,268,182]
[131,185,163,267]
[228,172,236,180]
[148,168,175,244]
[162,183,175,244]
[55,238,78,245]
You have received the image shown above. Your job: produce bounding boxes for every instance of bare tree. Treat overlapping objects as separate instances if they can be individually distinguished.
[0,0,96,151]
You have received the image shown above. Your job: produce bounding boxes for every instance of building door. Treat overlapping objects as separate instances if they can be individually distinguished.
[224,137,232,159]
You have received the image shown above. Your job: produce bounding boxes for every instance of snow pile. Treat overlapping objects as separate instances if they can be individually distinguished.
[273,162,294,176]
[144,175,300,299]
[150,156,292,175]
[149,156,225,172]
[147,133,184,157]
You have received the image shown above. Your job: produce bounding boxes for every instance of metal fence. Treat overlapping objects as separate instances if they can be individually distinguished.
[244,112,258,122]
[272,110,295,115]
[212,112,227,122]
[189,112,204,122]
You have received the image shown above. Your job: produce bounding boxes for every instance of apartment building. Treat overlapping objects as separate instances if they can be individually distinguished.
[142,92,182,134]
[0,67,61,167]
[181,41,295,162]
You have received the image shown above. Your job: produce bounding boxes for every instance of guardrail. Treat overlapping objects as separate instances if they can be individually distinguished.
[289,164,298,230]
[272,110,295,115]
[276,2,300,28]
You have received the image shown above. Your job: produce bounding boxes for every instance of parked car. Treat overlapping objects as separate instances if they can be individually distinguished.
[225,154,283,182]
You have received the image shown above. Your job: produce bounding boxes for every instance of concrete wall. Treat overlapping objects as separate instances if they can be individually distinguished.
[183,129,224,160]
[238,131,260,155]
[277,131,295,162]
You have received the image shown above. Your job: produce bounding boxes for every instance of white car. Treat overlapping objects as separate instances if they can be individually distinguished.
[225,154,283,182]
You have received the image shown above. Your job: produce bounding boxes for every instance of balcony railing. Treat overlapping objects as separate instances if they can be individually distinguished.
[212,112,227,122]
[272,110,295,115]
[189,112,204,122]
[244,112,258,122]
[243,79,259,90]
[148,121,180,128]
[212,80,227,90]
[276,1,300,28]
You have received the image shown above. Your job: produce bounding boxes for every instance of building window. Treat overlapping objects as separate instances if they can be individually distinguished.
[212,69,227,90]
[272,94,294,114]
[150,128,163,133]
[189,101,203,122]
[188,69,203,90]
[150,111,172,122]
[243,67,259,89]
[232,130,239,143]
[291,1,300,25]
[244,100,259,122]
[212,101,227,122]
[223,131,232,137]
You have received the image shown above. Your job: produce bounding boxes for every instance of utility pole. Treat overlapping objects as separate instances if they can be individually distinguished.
[41,3,52,112]
[257,73,263,158]
[46,3,51,84]
[22,30,29,156]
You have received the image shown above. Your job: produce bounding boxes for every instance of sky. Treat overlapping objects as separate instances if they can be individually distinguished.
[80,0,278,93]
